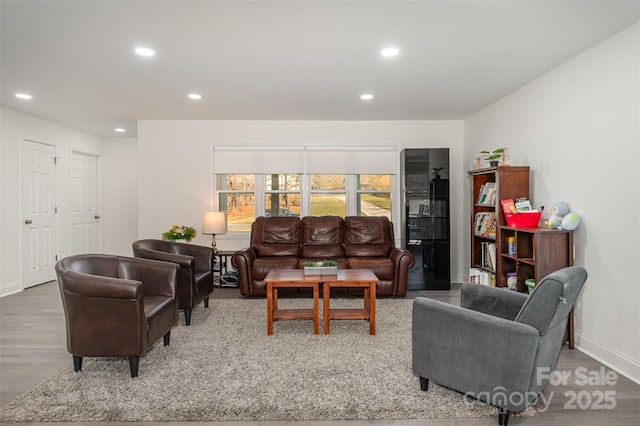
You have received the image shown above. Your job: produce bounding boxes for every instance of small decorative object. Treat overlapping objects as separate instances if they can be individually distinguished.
[162,224,197,242]
[544,201,570,229]
[480,148,505,167]
[431,167,443,179]
[303,260,338,276]
[560,212,581,231]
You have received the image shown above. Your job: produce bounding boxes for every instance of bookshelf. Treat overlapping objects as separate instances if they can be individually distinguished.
[468,166,530,286]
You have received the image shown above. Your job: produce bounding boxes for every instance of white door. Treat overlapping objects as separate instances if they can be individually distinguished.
[70,152,99,255]
[21,140,57,288]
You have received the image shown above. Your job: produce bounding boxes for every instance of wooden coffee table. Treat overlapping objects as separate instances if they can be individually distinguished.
[323,269,378,335]
[264,270,321,335]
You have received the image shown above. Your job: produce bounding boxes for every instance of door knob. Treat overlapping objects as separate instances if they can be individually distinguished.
[24,219,32,225]
[94,215,101,219]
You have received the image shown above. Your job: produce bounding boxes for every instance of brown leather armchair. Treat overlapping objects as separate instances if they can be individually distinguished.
[55,254,179,378]
[132,239,214,325]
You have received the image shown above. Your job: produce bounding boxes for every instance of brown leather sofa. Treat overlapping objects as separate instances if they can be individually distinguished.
[132,239,215,326]
[232,215,415,297]
[55,254,179,377]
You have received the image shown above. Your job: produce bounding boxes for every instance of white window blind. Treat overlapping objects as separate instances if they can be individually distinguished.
[214,146,396,175]
[304,147,396,174]
[213,147,305,174]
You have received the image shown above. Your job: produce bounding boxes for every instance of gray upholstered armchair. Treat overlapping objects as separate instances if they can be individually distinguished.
[133,239,215,325]
[412,266,587,425]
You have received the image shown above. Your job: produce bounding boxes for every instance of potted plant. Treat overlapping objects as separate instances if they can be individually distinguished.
[480,148,505,167]
[303,260,338,276]
[162,224,197,242]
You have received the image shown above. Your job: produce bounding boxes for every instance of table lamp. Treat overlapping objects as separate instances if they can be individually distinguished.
[202,211,226,253]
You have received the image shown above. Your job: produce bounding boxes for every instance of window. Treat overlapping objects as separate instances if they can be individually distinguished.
[216,173,392,232]
[357,175,391,218]
[265,174,301,217]
[310,174,346,217]
[217,174,255,232]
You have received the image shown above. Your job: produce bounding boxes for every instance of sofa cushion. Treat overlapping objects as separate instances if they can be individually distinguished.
[302,216,344,258]
[343,216,392,257]
[251,216,302,257]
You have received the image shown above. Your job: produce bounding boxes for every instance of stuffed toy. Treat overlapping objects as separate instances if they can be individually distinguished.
[561,212,581,230]
[544,201,569,229]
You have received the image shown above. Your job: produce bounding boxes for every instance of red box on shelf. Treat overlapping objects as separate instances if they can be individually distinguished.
[504,211,542,228]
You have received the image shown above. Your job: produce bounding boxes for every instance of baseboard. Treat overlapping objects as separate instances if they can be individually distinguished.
[576,332,640,385]
[0,281,23,298]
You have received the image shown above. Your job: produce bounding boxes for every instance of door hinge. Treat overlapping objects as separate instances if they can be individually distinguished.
[55,206,58,213]
[55,255,58,261]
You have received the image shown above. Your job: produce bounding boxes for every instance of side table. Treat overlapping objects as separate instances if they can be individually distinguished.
[214,250,236,287]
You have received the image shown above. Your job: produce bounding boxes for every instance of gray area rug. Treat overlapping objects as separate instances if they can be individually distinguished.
[0,297,533,422]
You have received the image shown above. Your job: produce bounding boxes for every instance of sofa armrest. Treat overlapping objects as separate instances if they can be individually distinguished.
[412,297,539,409]
[232,248,256,296]
[389,247,415,296]
[461,282,529,321]
[118,257,179,299]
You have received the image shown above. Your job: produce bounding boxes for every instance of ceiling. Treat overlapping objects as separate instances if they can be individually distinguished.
[1,1,639,138]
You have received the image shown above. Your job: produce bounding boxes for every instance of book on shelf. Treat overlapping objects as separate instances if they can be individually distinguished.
[501,198,516,214]
[476,182,496,206]
[469,268,482,283]
[469,267,495,286]
[515,198,533,212]
[474,212,496,238]
[481,242,497,271]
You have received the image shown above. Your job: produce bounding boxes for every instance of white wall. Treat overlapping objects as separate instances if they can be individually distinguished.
[0,107,104,296]
[101,137,138,256]
[137,120,465,280]
[464,24,640,382]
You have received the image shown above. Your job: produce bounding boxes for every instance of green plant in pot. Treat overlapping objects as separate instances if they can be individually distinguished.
[480,148,505,167]
[303,260,337,267]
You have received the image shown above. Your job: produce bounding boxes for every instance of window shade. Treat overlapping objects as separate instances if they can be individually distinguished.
[304,147,396,174]
[213,146,396,175]
[213,147,305,174]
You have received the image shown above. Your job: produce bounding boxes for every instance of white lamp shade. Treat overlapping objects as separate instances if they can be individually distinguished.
[203,212,226,235]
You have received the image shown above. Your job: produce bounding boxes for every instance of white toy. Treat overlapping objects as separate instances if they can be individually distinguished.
[561,212,581,231]
[544,201,569,229]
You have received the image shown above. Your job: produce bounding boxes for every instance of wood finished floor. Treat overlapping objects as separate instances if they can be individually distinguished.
[1,282,638,426]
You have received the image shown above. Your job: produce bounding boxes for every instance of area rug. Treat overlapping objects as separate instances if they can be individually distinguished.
[0,297,530,422]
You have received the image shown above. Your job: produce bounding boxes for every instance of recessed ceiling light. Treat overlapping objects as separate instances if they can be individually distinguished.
[134,47,155,57]
[380,47,399,57]
[188,93,202,100]
[115,128,126,133]
[360,94,374,101]
[16,93,32,100]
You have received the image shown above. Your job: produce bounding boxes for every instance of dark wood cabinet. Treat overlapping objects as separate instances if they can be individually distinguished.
[498,227,574,290]
[468,166,530,285]
[499,226,576,348]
